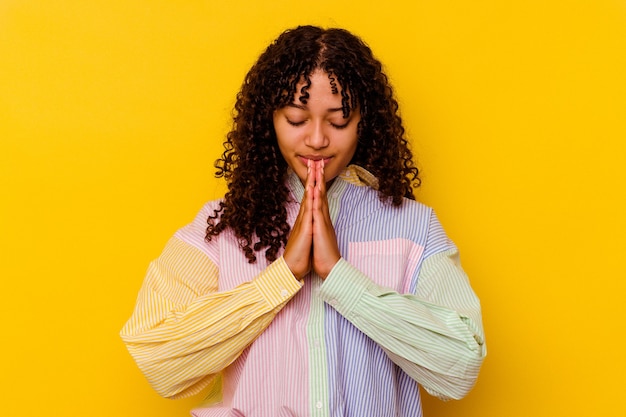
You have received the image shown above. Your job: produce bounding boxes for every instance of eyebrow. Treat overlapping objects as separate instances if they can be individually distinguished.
[286,103,344,113]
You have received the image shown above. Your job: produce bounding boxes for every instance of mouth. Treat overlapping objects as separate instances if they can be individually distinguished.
[298,155,333,165]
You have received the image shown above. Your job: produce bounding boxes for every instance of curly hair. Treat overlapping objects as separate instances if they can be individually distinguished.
[206,25,420,263]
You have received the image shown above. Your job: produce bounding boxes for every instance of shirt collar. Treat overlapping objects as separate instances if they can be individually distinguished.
[287,164,379,203]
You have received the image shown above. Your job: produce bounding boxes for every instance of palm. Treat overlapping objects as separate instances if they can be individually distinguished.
[284,160,340,279]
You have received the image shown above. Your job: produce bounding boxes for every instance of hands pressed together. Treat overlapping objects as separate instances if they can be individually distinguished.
[283,160,341,280]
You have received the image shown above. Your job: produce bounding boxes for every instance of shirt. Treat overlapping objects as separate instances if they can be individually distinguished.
[120,165,486,417]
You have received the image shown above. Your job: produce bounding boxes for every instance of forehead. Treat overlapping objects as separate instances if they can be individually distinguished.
[293,70,342,99]
[281,69,355,117]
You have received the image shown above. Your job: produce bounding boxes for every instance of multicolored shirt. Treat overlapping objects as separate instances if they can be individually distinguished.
[121,165,486,417]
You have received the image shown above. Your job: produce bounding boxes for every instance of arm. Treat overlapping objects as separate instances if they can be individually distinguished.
[318,248,485,401]
[308,162,484,398]
[120,236,302,399]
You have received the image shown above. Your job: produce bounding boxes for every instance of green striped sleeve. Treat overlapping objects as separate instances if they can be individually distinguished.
[318,251,485,400]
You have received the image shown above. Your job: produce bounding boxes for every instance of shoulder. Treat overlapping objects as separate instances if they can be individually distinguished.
[343,182,433,220]
[336,184,433,240]
[172,199,225,260]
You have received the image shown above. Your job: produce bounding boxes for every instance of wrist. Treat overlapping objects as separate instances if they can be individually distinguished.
[318,256,340,280]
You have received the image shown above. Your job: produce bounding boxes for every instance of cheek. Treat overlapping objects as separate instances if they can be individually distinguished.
[276,124,302,145]
[275,130,294,153]
[344,130,359,155]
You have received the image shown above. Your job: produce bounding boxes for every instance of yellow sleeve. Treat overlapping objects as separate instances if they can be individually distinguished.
[120,236,302,399]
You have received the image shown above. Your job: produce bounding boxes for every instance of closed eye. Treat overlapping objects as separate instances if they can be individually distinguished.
[286,118,306,127]
[330,121,349,129]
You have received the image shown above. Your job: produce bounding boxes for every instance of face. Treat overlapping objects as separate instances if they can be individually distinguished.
[273,69,360,185]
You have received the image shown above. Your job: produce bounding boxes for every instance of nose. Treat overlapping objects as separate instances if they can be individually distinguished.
[304,121,329,149]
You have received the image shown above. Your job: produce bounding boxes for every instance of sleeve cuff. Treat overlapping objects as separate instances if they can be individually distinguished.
[318,258,370,317]
[254,256,303,308]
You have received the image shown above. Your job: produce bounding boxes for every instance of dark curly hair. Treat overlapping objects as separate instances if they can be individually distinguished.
[206,25,420,263]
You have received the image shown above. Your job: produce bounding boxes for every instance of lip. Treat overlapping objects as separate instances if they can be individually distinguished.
[298,155,333,165]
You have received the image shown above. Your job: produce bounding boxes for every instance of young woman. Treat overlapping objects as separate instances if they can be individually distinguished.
[121,25,486,417]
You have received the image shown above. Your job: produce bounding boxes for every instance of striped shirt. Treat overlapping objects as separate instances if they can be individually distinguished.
[120,165,486,417]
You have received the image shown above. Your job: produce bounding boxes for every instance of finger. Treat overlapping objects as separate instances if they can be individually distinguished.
[316,159,325,192]
[304,159,315,213]
[306,158,314,190]
[312,160,324,213]
[314,160,331,218]
[312,162,335,240]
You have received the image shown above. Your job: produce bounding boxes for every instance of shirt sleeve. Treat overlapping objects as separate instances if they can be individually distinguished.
[120,236,302,399]
[318,248,485,401]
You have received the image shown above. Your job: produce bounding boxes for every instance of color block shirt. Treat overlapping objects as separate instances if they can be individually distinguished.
[120,165,486,417]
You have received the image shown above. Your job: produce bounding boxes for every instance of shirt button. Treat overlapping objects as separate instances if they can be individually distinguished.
[316,401,323,409]
[329,299,338,307]
[280,289,289,298]
[331,192,340,199]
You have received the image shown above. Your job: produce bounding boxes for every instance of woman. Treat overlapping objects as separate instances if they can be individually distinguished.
[121,25,486,417]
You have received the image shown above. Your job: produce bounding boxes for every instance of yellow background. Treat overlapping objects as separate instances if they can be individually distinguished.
[1,1,625,416]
